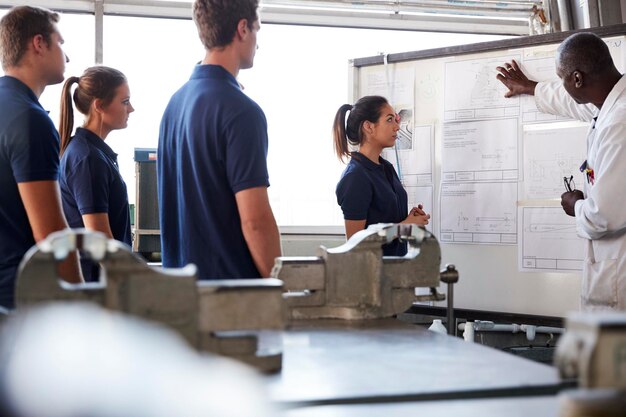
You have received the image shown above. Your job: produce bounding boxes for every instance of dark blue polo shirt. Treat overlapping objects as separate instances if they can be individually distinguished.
[336,152,408,255]
[158,64,270,279]
[0,76,60,308]
[60,127,131,282]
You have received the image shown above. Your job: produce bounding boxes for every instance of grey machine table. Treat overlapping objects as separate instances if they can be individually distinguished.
[266,318,565,412]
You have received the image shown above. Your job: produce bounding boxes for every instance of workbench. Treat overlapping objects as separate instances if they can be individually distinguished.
[266,318,569,414]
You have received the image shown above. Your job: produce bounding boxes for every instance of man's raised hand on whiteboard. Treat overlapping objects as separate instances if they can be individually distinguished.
[495,59,538,98]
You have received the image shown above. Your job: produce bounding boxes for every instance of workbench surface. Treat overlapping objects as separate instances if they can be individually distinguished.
[266,319,563,407]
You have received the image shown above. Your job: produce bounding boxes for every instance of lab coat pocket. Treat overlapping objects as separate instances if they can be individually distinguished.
[582,258,618,308]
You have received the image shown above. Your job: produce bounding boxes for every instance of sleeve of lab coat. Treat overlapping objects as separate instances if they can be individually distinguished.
[534,81,596,122]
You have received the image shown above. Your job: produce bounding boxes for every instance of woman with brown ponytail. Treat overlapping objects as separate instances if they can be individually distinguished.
[333,95,430,256]
[58,66,134,281]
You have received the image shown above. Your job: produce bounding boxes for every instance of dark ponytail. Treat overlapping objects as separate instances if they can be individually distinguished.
[332,104,353,162]
[331,95,389,162]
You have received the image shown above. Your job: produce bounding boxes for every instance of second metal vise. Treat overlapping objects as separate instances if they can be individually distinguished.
[272,223,457,322]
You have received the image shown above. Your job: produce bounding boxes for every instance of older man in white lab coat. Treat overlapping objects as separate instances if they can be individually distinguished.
[496,32,626,311]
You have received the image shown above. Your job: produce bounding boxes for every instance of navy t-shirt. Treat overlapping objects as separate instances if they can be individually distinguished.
[60,127,132,282]
[336,152,408,256]
[0,76,60,308]
[158,65,270,279]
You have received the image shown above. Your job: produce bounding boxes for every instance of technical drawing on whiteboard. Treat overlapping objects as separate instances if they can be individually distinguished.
[383,124,434,185]
[361,67,414,105]
[519,206,584,272]
[521,123,587,200]
[519,54,572,124]
[442,118,518,182]
[439,181,517,244]
[444,54,521,121]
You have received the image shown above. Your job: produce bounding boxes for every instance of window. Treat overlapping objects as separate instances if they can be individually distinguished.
[102,18,509,226]
[1,8,510,227]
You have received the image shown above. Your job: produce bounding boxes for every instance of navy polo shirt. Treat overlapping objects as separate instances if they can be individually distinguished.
[0,76,60,308]
[158,64,270,279]
[60,127,131,282]
[336,152,408,256]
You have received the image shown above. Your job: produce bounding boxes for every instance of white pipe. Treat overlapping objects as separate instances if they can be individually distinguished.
[457,320,563,342]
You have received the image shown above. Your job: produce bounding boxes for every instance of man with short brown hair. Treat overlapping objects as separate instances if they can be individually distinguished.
[0,6,82,309]
[158,0,281,279]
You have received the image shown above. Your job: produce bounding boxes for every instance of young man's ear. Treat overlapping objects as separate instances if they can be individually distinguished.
[31,34,47,55]
[236,19,249,39]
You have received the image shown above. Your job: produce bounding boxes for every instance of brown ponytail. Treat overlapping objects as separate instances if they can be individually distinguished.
[58,76,79,156]
[332,95,389,163]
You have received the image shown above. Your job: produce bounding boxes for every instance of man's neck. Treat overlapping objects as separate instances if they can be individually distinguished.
[592,70,623,109]
[202,48,241,78]
[4,67,45,98]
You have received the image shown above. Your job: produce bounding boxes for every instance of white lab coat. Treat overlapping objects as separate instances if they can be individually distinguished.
[535,76,626,311]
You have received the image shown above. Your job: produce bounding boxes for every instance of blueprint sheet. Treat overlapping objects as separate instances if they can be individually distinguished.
[521,123,588,201]
[519,206,584,272]
[442,118,518,182]
[439,182,517,244]
[444,54,520,121]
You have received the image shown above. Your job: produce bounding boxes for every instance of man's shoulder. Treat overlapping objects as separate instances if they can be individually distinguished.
[166,78,264,118]
[0,103,55,145]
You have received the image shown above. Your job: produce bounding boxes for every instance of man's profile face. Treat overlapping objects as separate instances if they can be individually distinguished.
[41,26,69,86]
[241,18,260,70]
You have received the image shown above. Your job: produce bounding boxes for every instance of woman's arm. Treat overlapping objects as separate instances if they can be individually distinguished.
[344,219,367,240]
[82,213,114,239]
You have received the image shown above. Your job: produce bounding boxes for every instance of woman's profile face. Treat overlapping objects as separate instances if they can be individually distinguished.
[101,82,135,131]
[368,103,400,149]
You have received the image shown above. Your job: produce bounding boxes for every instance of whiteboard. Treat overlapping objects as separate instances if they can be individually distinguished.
[352,26,626,317]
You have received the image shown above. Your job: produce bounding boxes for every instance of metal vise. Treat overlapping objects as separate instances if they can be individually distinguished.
[272,223,453,321]
[556,312,626,389]
[15,229,285,372]
[554,312,626,416]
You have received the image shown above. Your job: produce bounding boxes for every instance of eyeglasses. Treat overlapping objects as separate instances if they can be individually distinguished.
[563,175,575,192]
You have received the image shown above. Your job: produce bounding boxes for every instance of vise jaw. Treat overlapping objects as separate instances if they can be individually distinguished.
[272,223,443,320]
[15,229,285,372]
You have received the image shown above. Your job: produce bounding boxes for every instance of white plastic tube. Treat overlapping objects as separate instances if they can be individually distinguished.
[457,320,563,341]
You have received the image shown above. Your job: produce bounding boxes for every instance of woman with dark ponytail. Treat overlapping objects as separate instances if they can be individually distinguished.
[58,66,134,281]
[333,95,430,255]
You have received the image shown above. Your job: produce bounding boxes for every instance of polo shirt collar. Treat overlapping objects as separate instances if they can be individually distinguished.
[190,64,240,90]
[352,152,384,171]
[0,76,41,107]
[76,127,118,160]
